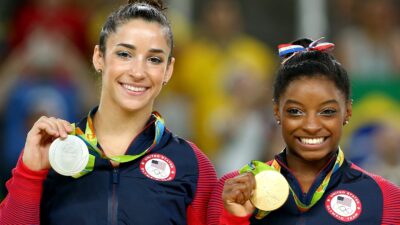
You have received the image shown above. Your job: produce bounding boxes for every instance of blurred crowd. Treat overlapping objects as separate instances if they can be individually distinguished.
[1,0,400,200]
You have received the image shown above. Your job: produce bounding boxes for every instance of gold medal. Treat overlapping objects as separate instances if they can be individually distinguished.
[250,170,289,211]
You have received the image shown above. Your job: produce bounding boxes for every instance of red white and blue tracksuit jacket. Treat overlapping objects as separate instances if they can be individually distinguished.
[208,151,400,225]
[0,110,217,225]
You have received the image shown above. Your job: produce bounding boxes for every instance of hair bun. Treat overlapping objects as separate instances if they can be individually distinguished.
[291,38,313,48]
[127,0,166,10]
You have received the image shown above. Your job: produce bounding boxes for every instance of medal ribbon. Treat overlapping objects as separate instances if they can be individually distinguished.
[69,111,165,178]
[240,148,344,219]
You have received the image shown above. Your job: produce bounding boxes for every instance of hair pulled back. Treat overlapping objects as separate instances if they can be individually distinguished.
[273,38,350,102]
[99,0,173,63]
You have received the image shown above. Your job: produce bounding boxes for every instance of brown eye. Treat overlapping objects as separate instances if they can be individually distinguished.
[287,108,303,116]
[117,51,131,58]
[320,109,337,116]
[148,57,163,64]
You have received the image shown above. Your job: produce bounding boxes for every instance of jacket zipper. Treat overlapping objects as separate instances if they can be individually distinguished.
[108,168,120,225]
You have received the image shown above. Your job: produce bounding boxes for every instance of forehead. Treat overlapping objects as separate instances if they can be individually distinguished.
[281,76,346,104]
[107,19,169,49]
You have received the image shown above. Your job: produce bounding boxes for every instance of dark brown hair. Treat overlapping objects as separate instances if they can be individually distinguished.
[99,0,173,63]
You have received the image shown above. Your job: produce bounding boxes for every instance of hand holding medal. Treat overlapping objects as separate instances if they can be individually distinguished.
[22,116,73,172]
[222,161,289,217]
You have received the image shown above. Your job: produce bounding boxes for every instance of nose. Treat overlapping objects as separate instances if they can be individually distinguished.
[129,57,146,79]
[302,114,322,134]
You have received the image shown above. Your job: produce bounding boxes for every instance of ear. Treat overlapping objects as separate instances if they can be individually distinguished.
[273,100,281,124]
[92,45,104,72]
[344,99,353,125]
[163,57,175,84]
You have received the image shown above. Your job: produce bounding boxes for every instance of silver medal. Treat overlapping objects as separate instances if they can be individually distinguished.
[49,135,89,176]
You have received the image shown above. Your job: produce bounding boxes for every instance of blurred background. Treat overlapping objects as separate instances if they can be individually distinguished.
[1,0,400,200]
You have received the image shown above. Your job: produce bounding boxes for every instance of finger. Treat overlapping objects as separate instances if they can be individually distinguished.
[234,189,245,204]
[233,172,256,184]
[60,119,73,134]
[245,172,256,194]
[225,182,253,204]
[232,189,243,205]
[231,173,256,193]
[226,174,255,191]
[235,182,253,199]
[52,118,69,139]
[34,117,59,136]
[41,117,60,136]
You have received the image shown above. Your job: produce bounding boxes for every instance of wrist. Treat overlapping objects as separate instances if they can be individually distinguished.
[224,201,255,217]
[221,208,252,224]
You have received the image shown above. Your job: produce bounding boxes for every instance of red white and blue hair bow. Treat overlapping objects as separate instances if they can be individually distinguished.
[278,37,335,58]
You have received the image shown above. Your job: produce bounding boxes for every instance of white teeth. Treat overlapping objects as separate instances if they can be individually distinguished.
[122,84,146,92]
[300,137,324,145]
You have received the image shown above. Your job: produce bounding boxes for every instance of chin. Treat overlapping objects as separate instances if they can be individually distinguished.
[118,96,151,109]
[300,150,334,162]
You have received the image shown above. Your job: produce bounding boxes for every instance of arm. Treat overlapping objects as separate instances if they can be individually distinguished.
[207,171,254,225]
[0,156,48,224]
[0,116,72,224]
[186,142,218,225]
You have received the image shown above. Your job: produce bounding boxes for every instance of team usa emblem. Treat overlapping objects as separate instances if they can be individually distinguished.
[325,190,362,222]
[140,154,176,181]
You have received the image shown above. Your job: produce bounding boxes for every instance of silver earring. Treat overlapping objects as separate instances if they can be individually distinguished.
[277,120,281,125]
[344,120,349,125]
[162,81,167,86]
[97,69,102,73]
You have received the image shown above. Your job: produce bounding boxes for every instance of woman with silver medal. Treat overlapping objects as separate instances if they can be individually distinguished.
[0,1,217,224]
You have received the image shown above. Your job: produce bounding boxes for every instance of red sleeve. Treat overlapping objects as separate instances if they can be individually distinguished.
[186,142,218,225]
[219,208,252,225]
[207,170,251,225]
[0,155,48,225]
[351,164,400,225]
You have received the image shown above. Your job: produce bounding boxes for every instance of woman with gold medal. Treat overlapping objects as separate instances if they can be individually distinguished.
[207,38,400,225]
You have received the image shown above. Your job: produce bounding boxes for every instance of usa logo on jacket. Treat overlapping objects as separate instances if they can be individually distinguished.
[140,153,176,181]
[325,190,362,222]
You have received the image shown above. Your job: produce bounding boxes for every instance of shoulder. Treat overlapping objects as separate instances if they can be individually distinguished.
[184,140,217,179]
[350,164,400,223]
[350,163,400,193]
[167,132,212,166]
[183,140,217,225]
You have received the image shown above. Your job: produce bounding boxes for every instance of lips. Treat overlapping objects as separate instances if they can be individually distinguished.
[119,82,149,97]
[121,83,147,92]
[299,137,325,145]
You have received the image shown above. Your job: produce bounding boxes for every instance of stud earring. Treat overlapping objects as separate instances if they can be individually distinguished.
[97,69,102,73]
[162,81,167,86]
[344,120,349,125]
[277,120,281,125]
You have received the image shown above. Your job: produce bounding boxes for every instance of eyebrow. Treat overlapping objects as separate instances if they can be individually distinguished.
[285,99,339,106]
[116,43,166,54]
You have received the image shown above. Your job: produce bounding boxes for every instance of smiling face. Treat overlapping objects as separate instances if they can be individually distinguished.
[274,76,352,163]
[93,19,174,114]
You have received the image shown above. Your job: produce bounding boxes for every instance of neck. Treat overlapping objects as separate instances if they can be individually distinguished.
[285,151,335,193]
[96,104,151,132]
[93,103,152,157]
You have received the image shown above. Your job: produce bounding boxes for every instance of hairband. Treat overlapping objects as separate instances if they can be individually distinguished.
[278,37,335,64]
